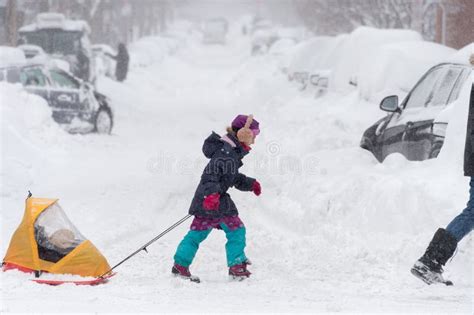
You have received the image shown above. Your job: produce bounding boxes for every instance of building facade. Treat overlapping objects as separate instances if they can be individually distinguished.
[423,0,474,49]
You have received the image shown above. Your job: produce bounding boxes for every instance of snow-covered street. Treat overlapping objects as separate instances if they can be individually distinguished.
[1,34,473,313]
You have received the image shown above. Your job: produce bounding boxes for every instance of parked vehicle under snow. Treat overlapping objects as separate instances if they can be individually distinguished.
[18,13,93,82]
[360,59,472,162]
[0,62,113,134]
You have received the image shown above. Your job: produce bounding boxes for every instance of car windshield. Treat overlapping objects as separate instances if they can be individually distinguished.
[20,30,81,55]
[20,67,48,87]
[403,67,444,109]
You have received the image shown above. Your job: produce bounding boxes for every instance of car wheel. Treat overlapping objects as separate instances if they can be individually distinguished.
[429,142,443,159]
[95,107,113,134]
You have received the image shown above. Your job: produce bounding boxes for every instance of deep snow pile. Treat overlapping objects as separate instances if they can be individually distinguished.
[129,36,176,68]
[1,31,473,313]
[357,41,456,102]
[330,27,422,93]
[284,27,456,103]
[0,83,68,199]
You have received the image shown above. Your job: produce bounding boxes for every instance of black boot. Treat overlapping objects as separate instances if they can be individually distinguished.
[411,228,457,285]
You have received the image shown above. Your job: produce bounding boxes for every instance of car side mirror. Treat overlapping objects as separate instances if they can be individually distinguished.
[380,95,400,113]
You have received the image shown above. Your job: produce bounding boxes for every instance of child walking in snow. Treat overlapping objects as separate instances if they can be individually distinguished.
[172,115,261,282]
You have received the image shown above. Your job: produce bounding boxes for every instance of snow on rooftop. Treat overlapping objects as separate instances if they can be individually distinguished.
[357,40,457,101]
[287,36,336,73]
[19,13,91,34]
[92,44,116,55]
[331,27,423,93]
[0,46,26,67]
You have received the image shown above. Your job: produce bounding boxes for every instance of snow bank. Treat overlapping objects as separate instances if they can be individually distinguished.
[0,83,66,198]
[275,26,308,42]
[287,36,335,74]
[331,27,422,93]
[268,38,297,56]
[284,27,436,100]
[357,41,456,102]
[129,36,175,68]
[0,83,61,136]
[266,38,299,73]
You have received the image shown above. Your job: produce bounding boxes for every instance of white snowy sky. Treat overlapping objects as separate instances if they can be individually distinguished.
[174,0,300,25]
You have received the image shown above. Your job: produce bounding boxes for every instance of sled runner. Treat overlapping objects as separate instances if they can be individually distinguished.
[31,272,116,286]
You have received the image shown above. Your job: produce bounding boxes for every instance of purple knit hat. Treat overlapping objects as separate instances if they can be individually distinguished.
[231,115,260,133]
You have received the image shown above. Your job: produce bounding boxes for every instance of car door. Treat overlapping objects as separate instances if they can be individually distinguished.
[379,65,446,161]
[48,69,84,110]
[20,66,50,102]
[48,69,88,124]
[402,65,468,160]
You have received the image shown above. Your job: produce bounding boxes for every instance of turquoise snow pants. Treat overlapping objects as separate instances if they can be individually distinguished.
[173,223,247,267]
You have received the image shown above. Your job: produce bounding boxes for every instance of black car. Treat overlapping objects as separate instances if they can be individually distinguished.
[0,63,113,134]
[361,63,472,162]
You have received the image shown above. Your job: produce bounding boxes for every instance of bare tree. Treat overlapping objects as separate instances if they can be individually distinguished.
[38,0,49,12]
[15,0,174,46]
[5,0,18,45]
[294,0,421,35]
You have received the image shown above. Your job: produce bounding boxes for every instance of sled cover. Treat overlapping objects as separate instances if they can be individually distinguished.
[3,197,110,277]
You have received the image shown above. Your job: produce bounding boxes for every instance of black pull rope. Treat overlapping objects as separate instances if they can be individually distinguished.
[99,214,192,278]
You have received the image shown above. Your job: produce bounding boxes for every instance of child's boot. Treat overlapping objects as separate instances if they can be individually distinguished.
[172,263,200,283]
[229,261,251,280]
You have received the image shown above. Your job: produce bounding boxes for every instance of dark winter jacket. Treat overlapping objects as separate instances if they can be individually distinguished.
[113,43,129,82]
[189,132,256,218]
[76,48,90,81]
[464,84,474,176]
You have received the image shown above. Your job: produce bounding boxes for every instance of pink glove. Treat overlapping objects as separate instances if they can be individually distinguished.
[252,181,261,196]
[203,193,220,210]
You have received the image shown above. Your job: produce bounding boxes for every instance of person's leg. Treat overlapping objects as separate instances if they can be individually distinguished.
[446,177,474,242]
[173,229,212,267]
[220,223,247,267]
[411,178,474,285]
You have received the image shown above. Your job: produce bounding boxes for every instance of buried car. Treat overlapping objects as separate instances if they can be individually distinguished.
[18,13,93,82]
[0,63,113,134]
[202,18,228,45]
[361,62,472,162]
